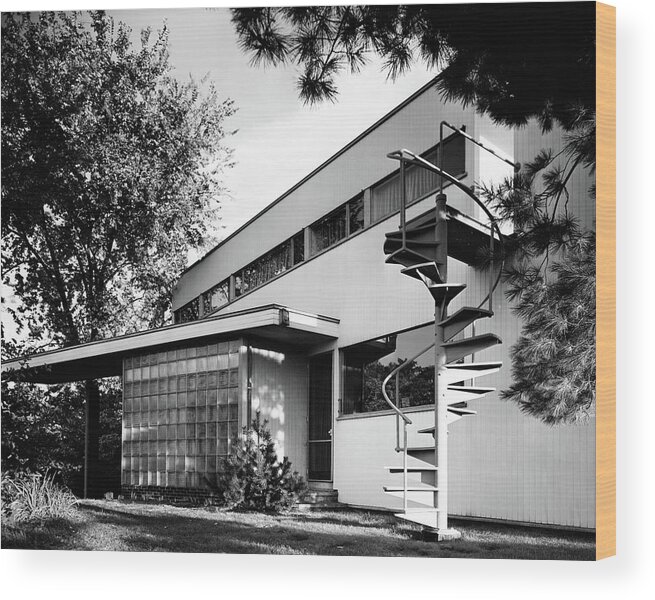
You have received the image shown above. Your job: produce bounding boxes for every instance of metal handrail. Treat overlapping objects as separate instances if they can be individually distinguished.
[383,132,515,523]
[380,341,436,425]
[388,149,506,312]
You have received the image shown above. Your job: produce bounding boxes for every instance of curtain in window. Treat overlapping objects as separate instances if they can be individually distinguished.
[370,137,465,223]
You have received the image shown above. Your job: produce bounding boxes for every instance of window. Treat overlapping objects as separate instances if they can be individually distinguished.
[341,325,436,415]
[175,298,199,324]
[235,231,304,297]
[122,340,241,489]
[202,279,229,316]
[308,194,364,257]
[370,134,466,223]
[292,231,305,265]
[348,193,365,234]
[309,205,347,255]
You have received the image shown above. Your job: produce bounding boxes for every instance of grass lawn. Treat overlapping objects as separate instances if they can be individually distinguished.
[1,499,594,560]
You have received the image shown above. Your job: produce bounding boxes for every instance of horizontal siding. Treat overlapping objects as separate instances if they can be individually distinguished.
[334,407,595,529]
[173,85,481,310]
[332,269,595,529]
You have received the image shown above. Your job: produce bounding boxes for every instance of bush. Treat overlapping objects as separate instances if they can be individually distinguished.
[1,471,78,522]
[217,413,307,513]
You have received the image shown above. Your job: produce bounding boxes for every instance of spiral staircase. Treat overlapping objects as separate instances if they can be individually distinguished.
[378,126,517,540]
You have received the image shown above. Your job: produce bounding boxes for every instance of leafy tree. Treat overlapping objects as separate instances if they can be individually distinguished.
[363,359,434,412]
[231,4,597,424]
[477,156,596,424]
[216,413,307,513]
[1,11,234,488]
[2,11,235,348]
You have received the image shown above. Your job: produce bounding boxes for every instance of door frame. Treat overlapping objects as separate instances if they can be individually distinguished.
[308,351,333,482]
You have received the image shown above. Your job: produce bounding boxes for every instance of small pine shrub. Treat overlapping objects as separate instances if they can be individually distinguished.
[1,471,78,522]
[217,413,307,513]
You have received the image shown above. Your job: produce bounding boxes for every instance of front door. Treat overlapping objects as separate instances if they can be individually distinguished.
[308,352,332,481]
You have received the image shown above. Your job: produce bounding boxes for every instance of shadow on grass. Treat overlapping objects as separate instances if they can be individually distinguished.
[2,501,595,560]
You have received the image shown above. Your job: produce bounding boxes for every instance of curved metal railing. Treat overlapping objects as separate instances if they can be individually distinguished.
[382,133,517,513]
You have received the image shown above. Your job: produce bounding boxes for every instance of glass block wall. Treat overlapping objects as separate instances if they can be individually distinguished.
[121,339,242,489]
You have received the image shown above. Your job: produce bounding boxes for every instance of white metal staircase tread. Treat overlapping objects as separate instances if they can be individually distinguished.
[384,485,438,492]
[384,238,440,251]
[385,224,440,239]
[426,283,467,304]
[439,306,493,326]
[445,361,503,369]
[401,446,438,453]
[385,465,438,472]
[448,385,495,395]
[442,333,502,349]
[385,247,434,267]
[400,261,444,285]
[418,411,478,435]
[438,306,493,340]
[443,333,502,363]
[443,361,502,384]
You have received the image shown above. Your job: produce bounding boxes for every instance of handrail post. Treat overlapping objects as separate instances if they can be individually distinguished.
[395,372,401,449]
[489,223,494,313]
[403,423,408,513]
[400,158,407,250]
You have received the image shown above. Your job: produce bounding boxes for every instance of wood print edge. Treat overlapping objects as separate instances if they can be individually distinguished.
[595,1,616,561]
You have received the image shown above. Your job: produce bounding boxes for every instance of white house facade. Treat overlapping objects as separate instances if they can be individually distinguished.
[3,79,595,530]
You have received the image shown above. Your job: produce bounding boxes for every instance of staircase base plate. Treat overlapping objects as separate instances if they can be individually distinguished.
[424,527,462,542]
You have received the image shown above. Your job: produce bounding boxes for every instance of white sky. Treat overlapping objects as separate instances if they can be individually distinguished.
[105,7,436,248]
[1,4,436,338]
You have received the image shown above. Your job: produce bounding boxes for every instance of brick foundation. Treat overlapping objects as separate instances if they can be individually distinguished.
[121,484,220,505]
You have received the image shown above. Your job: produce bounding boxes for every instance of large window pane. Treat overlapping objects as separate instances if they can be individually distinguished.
[309,206,347,255]
[349,194,364,234]
[202,279,229,315]
[341,326,435,415]
[121,340,241,490]
[175,298,199,324]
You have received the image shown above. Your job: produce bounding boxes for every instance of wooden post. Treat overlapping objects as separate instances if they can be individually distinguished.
[84,379,100,499]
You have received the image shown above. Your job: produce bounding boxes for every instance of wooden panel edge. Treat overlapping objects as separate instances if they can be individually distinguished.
[595,1,616,561]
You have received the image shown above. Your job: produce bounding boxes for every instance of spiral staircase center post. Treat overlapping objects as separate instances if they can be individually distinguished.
[434,191,457,539]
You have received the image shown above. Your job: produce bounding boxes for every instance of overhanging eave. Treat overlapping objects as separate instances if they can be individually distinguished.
[1,304,339,384]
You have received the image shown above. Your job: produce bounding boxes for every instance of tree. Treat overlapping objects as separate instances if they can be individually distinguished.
[1,11,235,489]
[2,11,235,349]
[217,413,307,513]
[230,4,594,131]
[231,4,596,424]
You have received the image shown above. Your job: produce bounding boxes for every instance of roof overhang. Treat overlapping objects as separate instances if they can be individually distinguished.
[1,305,339,384]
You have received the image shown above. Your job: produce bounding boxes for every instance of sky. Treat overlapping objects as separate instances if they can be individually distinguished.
[0,4,436,338]
[105,7,436,248]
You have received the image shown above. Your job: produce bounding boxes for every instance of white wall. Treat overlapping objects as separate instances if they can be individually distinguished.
[333,406,595,529]
[250,346,309,477]
[171,82,596,529]
[173,83,480,310]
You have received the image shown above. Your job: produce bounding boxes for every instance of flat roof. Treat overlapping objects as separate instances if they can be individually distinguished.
[1,304,339,384]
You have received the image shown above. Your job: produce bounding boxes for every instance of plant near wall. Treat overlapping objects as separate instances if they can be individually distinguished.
[217,412,307,513]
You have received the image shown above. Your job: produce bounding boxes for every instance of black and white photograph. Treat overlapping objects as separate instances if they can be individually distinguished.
[1,0,613,569]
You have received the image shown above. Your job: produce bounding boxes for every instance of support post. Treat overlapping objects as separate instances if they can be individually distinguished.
[433,192,461,540]
[84,379,100,499]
